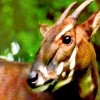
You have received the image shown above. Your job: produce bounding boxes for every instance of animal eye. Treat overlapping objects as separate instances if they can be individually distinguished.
[62,36,72,44]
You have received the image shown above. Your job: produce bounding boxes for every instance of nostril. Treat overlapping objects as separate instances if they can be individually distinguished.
[27,71,38,88]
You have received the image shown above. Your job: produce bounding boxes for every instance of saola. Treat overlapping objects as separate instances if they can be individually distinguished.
[0,0,99,100]
[27,0,100,100]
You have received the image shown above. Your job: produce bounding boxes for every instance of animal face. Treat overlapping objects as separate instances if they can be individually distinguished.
[27,0,100,93]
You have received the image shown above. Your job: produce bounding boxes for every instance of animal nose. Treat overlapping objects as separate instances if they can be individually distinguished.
[27,71,38,88]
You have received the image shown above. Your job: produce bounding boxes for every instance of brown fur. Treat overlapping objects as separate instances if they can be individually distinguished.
[0,1,99,100]
[0,59,53,100]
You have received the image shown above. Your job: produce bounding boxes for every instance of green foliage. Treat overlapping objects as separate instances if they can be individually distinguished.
[0,0,99,62]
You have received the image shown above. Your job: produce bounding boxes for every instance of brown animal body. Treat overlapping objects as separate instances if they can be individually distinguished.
[0,0,100,100]
[0,59,53,100]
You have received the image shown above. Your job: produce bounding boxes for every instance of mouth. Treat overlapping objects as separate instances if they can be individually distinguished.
[29,60,72,92]
[31,69,74,92]
[31,62,64,92]
[31,79,56,92]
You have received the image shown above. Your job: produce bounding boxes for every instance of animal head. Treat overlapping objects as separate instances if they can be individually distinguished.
[27,0,100,92]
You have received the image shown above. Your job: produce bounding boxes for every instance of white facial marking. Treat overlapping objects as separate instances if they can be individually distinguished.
[36,46,77,86]
[55,46,77,77]
[62,70,74,84]
[38,65,48,77]
[55,62,64,75]
[68,69,74,77]
[62,71,66,78]
[36,74,45,85]
[55,24,73,41]
[65,76,72,83]
[53,69,75,91]
[69,46,77,70]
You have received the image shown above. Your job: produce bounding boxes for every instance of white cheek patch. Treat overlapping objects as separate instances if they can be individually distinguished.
[38,65,48,77]
[62,71,66,78]
[53,69,74,91]
[64,69,74,84]
[68,69,74,77]
[55,46,77,77]
[55,62,64,75]
[36,46,77,87]
[69,46,78,70]
[36,73,45,86]
[55,24,73,41]
[36,65,48,85]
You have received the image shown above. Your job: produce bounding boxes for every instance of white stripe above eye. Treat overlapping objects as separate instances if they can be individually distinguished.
[55,24,73,41]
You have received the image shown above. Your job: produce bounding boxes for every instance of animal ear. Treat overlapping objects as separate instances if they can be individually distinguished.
[39,24,51,37]
[92,11,100,35]
[78,11,100,39]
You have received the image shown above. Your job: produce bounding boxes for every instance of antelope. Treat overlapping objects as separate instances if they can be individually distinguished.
[0,0,99,100]
[27,0,100,100]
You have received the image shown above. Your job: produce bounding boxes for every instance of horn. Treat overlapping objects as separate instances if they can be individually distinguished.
[56,2,77,25]
[71,0,94,20]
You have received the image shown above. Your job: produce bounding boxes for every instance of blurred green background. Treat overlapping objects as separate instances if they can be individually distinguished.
[0,0,99,63]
